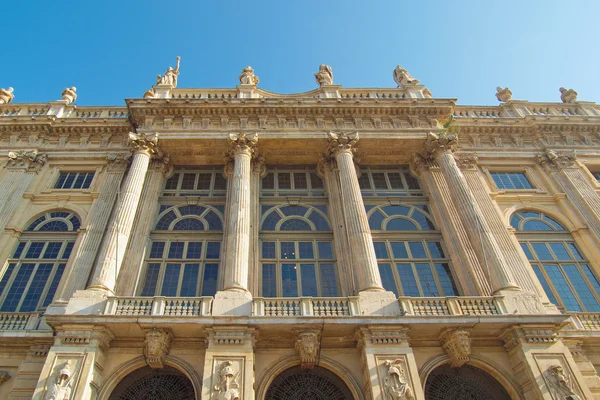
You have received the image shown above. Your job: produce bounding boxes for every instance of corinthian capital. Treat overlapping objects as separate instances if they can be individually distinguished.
[7,149,47,172]
[327,131,359,157]
[424,131,458,160]
[128,132,160,157]
[228,132,258,157]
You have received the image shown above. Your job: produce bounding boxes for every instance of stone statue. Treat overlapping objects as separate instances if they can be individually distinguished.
[496,86,512,102]
[560,87,577,103]
[383,359,414,400]
[61,87,77,104]
[393,65,419,87]
[545,365,581,400]
[214,360,240,400]
[0,87,14,104]
[143,88,155,99]
[423,88,432,98]
[45,360,73,400]
[314,64,333,86]
[156,56,181,87]
[239,66,259,85]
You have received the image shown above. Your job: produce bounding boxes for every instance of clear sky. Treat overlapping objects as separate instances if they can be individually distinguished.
[3,0,599,106]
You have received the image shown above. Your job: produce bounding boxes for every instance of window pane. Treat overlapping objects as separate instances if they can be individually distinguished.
[281,264,298,297]
[378,263,398,296]
[544,264,581,311]
[358,174,371,190]
[55,173,67,189]
[206,242,221,259]
[300,264,317,296]
[317,242,333,259]
[161,264,181,296]
[181,173,196,190]
[262,264,277,297]
[180,264,199,297]
[197,173,212,190]
[320,264,338,296]
[294,173,308,189]
[213,173,227,190]
[187,242,202,259]
[427,242,445,258]
[532,265,559,306]
[262,173,275,189]
[20,263,53,311]
[298,242,314,259]
[278,173,291,189]
[1,263,35,311]
[73,173,86,189]
[405,173,421,190]
[43,263,65,307]
[531,243,554,260]
[202,264,219,296]
[387,173,404,189]
[520,243,534,260]
[0,264,16,295]
[549,243,571,260]
[390,242,408,259]
[372,173,387,189]
[582,265,600,295]
[567,243,584,260]
[310,173,324,189]
[149,242,165,258]
[373,242,389,259]
[563,264,600,312]
[435,263,458,296]
[42,242,62,259]
[165,173,179,190]
[408,242,427,258]
[83,173,94,188]
[25,242,45,259]
[141,263,161,296]
[280,242,296,260]
[168,242,184,259]
[262,242,276,259]
[396,263,419,296]
[13,242,26,258]
[416,263,439,296]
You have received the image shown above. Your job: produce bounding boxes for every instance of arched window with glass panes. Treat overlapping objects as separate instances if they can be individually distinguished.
[139,202,224,297]
[361,166,459,297]
[512,210,600,312]
[0,211,79,312]
[260,165,338,297]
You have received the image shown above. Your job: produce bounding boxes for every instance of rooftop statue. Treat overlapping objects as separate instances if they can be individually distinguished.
[61,87,77,104]
[496,86,512,102]
[560,87,578,103]
[156,56,181,87]
[0,87,14,104]
[393,65,419,87]
[314,64,333,86]
[239,66,259,85]
[423,88,432,98]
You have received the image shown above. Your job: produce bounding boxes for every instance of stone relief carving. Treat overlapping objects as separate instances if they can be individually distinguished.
[143,88,155,99]
[327,131,359,157]
[439,328,471,368]
[0,87,15,104]
[295,331,320,369]
[314,64,333,86]
[496,86,512,102]
[423,88,432,98]
[455,153,479,170]
[239,66,259,85]
[45,360,73,400]
[545,364,581,400]
[227,132,259,159]
[382,359,414,400]
[424,130,458,160]
[537,149,577,171]
[7,149,47,172]
[393,65,419,87]
[61,87,77,104]
[559,87,577,103]
[143,328,173,369]
[156,56,181,87]
[214,360,240,400]
[128,132,160,156]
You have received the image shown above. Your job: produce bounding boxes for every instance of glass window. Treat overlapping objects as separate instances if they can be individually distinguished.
[162,168,226,197]
[261,166,326,197]
[54,172,94,189]
[592,171,600,182]
[358,166,423,197]
[491,172,534,190]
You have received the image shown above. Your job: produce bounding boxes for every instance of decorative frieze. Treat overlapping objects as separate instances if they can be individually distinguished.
[106,152,130,171]
[439,328,471,368]
[537,149,578,171]
[455,153,479,170]
[144,328,173,369]
[6,149,46,172]
[500,325,558,352]
[294,330,321,369]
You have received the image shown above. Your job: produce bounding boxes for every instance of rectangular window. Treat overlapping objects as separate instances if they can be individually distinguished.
[358,167,423,197]
[54,172,94,189]
[260,167,326,197]
[491,172,533,190]
[162,168,226,197]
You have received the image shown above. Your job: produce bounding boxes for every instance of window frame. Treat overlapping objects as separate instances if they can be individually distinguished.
[481,166,545,193]
[162,167,227,197]
[357,166,424,197]
[261,166,326,197]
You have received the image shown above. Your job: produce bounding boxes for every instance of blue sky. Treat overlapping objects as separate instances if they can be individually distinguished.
[3,0,599,106]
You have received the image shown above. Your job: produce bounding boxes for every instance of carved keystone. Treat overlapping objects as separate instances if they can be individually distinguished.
[439,328,471,368]
[295,330,320,369]
[144,328,173,369]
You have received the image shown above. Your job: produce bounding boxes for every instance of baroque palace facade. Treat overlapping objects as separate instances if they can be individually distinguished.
[0,62,599,399]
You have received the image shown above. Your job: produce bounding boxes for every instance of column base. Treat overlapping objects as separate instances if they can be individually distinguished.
[64,289,108,315]
[212,290,253,317]
[358,290,402,316]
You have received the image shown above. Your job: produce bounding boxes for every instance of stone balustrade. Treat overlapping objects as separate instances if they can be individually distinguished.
[454,103,600,119]
[399,296,506,316]
[0,312,44,330]
[570,312,600,331]
[103,296,213,317]
[0,104,128,118]
[252,297,360,317]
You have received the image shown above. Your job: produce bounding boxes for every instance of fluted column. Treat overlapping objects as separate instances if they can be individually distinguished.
[115,156,171,296]
[56,154,129,301]
[222,132,257,291]
[88,133,160,294]
[424,131,519,293]
[327,132,383,292]
[411,155,491,296]
[0,150,46,233]
[248,155,265,295]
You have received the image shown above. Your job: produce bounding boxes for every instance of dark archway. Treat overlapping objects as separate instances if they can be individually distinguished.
[425,364,511,400]
[109,366,195,400]
[265,366,354,400]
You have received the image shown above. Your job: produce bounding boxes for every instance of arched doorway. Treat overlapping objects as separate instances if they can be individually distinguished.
[425,364,510,400]
[265,366,354,400]
[109,366,195,400]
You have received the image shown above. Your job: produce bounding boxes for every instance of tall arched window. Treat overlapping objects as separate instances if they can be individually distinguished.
[139,204,224,297]
[361,166,459,297]
[512,210,600,312]
[0,211,79,312]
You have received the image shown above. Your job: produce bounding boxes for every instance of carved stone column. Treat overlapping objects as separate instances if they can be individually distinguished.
[538,150,600,247]
[87,133,160,295]
[249,155,265,295]
[411,155,491,296]
[326,132,383,293]
[201,327,256,400]
[116,156,171,296]
[55,154,129,303]
[0,150,46,233]
[213,133,258,316]
[424,132,519,294]
[355,326,423,400]
[500,325,593,399]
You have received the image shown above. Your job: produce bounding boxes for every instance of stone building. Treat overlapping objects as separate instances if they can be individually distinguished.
[0,64,599,399]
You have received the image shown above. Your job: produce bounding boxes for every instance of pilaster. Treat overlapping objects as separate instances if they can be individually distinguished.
[356,326,423,400]
[7,345,51,400]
